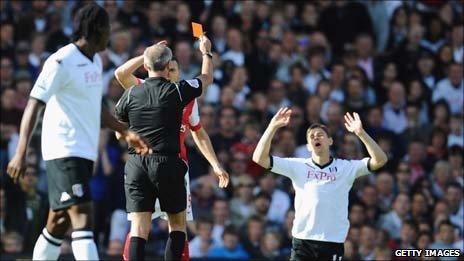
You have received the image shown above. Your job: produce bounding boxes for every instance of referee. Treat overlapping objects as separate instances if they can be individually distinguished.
[115,35,214,260]
[252,108,388,260]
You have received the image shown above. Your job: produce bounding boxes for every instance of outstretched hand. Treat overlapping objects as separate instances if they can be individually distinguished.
[270,107,292,129]
[344,112,364,136]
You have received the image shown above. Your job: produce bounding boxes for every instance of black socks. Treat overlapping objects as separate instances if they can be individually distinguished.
[165,231,186,260]
[129,236,146,261]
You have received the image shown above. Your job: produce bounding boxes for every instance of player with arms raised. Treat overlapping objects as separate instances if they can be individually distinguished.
[253,109,388,260]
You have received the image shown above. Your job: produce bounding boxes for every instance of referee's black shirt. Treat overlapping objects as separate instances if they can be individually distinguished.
[115,77,202,154]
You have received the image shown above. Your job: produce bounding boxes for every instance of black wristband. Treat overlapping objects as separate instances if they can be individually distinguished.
[267,155,273,170]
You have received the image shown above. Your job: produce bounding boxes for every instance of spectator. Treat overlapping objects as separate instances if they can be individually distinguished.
[255,173,290,224]
[266,79,291,115]
[396,161,412,194]
[1,231,24,254]
[379,192,411,240]
[349,202,367,227]
[222,28,245,66]
[207,225,249,260]
[416,231,432,250]
[328,63,346,103]
[444,183,464,233]
[211,106,241,152]
[240,215,264,259]
[210,15,228,54]
[211,198,230,244]
[303,46,330,94]
[258,230,286,260]
[175,40,199,80]
[375,172,395,213]
[396,220,418,249]
[430,220,457,251]
[432,161,453,199]
[0,57,14,89]
[411,192,430,225]
[382,81,407,135]
[358,224,377,260]
[432,63,463,115]
[386,6,408,50]
[189,217,219,258]
[359,185,380,223]
[230,175,255,226]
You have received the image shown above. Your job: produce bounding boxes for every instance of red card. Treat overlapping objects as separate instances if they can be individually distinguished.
[191,22,203,38]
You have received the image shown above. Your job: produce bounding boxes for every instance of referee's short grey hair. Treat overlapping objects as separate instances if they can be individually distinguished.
[144,45,172,71]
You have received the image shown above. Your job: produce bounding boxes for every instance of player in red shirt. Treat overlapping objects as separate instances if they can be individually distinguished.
[114,41,229,260]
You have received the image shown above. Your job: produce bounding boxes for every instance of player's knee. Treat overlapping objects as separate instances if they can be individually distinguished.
[46,210,70,237]
[67,203,93,230]
[167,211,186,231]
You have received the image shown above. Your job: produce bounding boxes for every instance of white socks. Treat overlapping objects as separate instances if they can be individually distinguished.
[33,228,63,260]
[71,230,99,261]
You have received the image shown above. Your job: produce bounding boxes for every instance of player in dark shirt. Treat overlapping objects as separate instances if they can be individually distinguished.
[115,35,214,260]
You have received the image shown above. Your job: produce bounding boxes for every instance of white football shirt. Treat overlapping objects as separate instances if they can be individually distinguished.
[30,43,103,161]
[270,156,371,243]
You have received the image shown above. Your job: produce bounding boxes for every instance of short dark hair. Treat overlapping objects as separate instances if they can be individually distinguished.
[438,220,454,230]
[247,215,264,225]
[222,225,238,238]
[446,182,463,193]
[254,191,272,202]
[196,216,214,230]
[72,3,109,41]
[307,123,330,137]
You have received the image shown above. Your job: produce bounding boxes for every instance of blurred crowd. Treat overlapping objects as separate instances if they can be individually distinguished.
[1,0,463,260]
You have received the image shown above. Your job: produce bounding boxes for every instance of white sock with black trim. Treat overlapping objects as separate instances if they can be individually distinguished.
[32,228,63,260]
[71,230,99,260]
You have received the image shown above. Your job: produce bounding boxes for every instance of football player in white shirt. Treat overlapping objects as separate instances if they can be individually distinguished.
[114,42,229,261]
[6,4,150,261]
[252,108,387,260]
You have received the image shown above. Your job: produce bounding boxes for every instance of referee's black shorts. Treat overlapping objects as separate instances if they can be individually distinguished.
[124,153,188,214]
[290,238,344,261]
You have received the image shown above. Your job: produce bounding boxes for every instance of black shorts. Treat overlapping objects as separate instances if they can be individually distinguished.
[290,238,344,261]
[45,157,94,211]
[124,154,188,214]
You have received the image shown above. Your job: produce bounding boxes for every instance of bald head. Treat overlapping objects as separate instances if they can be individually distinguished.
[144,45,172,72]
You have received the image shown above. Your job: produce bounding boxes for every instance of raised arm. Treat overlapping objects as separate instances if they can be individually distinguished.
[7,98,45,182]
[114,40,168,89]
[252,107,292,169]
[195,35,213,92]
[344,112,388,170]
[191,127,229,188]
[114,55,143,89]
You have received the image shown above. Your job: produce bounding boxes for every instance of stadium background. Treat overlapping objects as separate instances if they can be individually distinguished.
[0,0,463,260]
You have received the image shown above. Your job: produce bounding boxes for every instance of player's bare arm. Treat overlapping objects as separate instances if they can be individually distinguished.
[101,106,151,155]
[195,35,214,91]
[344,112,388,170]
[6,98,45,182]
[114,40,168,89]
[252,107,292,169]
[191,127,229,188]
